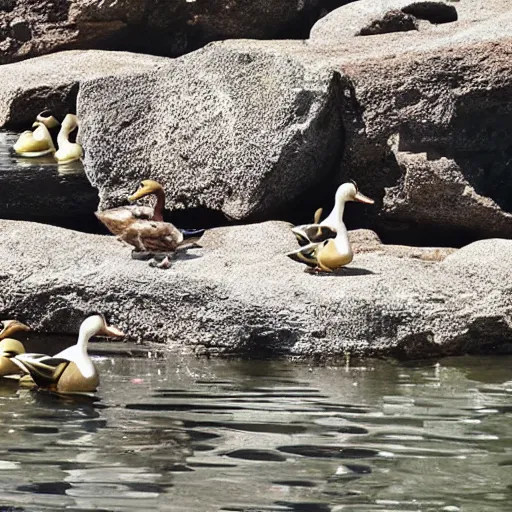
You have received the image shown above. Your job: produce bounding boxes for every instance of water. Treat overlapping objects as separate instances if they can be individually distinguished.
[0,338,510,512]
[0,131,98,228]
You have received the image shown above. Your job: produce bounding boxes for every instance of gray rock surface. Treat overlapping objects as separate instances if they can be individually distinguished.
[0,219,510,359]
[0,50,168,128]
[310,0,511,48]
[0,0,341,64]
[78,44,341,220]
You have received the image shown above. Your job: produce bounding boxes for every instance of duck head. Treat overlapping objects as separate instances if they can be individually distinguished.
[0,320,30,340]
[36,110,60,130]
[0,338,25,357]
[336,181,374,205]
[80,314,125,339]
[60,113,79,133]
[128,180,164,202]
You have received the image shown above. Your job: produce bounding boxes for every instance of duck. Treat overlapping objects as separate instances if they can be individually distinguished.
[287,182,374,272]
[11,314,124,394]
[0,320,30,377]
[13,111,60,157]
[95,180,165,236]
[54,113,83,164]
[0,319,30,340]
[97,180,203,269]
[291,181,374,246]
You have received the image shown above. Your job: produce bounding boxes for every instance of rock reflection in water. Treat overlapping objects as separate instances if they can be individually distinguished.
[0,344,509,512]
[0,131,98,224]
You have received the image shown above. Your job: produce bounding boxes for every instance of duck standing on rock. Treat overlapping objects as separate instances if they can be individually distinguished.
[11,314,124,394]
[97,180,203,269]
[287,182,374,272]
[292,180,374,246]
[13,111,59,157]
[54,113,83,164]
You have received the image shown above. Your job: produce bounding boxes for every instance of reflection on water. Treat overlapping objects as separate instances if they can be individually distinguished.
[0,131,84,176]
[0,131,99,230]
[0,342,510,512]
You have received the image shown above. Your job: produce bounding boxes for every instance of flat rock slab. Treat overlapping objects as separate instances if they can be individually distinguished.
[0,220,510,359]
[0,50,168,128]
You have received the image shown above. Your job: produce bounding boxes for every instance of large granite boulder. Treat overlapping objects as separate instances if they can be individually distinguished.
[0,219,510,358]
[306,0,512,239]
[0,0,342,64]
[78,44,341,220]
[0,50,167,128]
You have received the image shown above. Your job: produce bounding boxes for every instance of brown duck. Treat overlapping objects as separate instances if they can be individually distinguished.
[97,180,201,268]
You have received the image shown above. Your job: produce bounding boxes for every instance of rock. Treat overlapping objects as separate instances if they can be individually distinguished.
[310,0,458,42]
[0,219,510,359]
[349,229,455,260]
[0,50,168,128]
[10,18,31,42]
[0,0,341,64]
[78,43,341,220]
[304,0,512,240]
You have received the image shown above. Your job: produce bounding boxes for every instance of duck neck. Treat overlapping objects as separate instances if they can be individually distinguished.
[152,189,165,222]
[76,327,92,356]
[322,193,347,228]
[57,126,72,147]
[333,196,351,252]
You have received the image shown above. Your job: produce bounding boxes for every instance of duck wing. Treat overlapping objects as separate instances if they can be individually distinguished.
[95,205,154,236]
[291,224,337,246]
[11,353,70,388]
[286,241,321,267]
[122,220,184,252]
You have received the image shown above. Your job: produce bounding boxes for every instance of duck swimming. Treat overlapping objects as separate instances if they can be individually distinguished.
[287,182,374,272]
[13,111,59,157]
[97,180,203,268]
[292,181,374,246]
[11,314,124,394]
[54,113,83,164]
[0,320,30,377]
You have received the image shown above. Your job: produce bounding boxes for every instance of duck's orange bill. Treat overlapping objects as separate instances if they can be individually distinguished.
[354,191,375,204]
[100,325,125,338]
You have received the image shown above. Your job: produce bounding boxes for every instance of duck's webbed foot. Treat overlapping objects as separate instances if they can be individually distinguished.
[148,253,173,269]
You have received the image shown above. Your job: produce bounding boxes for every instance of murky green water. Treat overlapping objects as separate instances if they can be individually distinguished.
[0,338,510,512]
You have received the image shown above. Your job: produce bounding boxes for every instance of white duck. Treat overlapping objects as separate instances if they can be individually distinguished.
[291,181,374,246]
[287,182,374,272]
[54,113,83,164]
[12,314,124,393]
[13,111,59,157]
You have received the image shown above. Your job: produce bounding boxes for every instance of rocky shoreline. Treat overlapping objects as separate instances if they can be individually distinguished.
[0,219,510,358]
[0,0,511,357]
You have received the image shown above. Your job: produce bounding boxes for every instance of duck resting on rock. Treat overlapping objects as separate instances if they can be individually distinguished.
[96,180,204,269]
[13,111,59,157]
[287,182,374,272]
[11,314,124,394]
[54,113,83,164]
[292,180,374,246]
